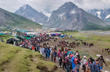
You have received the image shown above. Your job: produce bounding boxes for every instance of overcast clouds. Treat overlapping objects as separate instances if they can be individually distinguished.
[0,0,110,13]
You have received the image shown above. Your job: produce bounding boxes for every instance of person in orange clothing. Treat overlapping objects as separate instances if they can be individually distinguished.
[32,45,35,50]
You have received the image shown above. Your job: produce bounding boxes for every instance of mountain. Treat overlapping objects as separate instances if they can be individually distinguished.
[46,2,107,30]
[0,7,42,29]
[88,9,110,22]
[15,4,48,25]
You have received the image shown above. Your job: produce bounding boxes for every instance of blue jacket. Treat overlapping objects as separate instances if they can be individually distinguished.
[92,62,102,72]
[47,49,51,57]
[71,57,76,69]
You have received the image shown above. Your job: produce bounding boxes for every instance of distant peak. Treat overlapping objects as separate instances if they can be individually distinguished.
[22,4,31,9]
[65,1,73,4]
[23,4,30,6]
[59,1,77,9]
[64,1,76,6]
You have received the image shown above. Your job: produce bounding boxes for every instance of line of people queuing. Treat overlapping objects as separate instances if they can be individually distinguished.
[14,36,108,72]
[57,49,107,72]
[38,45,108,72]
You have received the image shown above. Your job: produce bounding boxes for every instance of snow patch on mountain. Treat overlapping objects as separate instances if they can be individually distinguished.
[30,17,35,22]
[105,14,110,19]
[58,13,65,19]
[39,23,43,25]
[43,12,51,17]
[71,9,76,14]
[96,11,101,19]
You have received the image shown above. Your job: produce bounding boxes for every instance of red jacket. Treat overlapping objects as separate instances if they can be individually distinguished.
[32,46,35,50]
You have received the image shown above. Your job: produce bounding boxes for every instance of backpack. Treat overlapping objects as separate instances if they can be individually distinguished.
[74,57,78,64]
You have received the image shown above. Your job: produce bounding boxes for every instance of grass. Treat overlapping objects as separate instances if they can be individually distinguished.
[0,42,56,72]
[82,22,104,30]
[0,35,14,42]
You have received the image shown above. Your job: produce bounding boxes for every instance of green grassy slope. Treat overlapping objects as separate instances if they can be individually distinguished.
[0,8,42,29]
[0,35,14,42]
[82,22,104,30]
[0,42,57,72]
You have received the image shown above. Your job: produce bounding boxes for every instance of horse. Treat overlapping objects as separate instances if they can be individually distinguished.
[83,42,87,46]
[105,48,109,51]
[107,49,110,53]
[89,43,94,47]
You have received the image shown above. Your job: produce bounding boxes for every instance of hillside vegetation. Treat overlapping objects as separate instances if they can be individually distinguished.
[0,42,57,72]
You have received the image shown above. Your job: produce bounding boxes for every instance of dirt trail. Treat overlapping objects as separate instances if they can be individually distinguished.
[41,38,66,72]
[41,37,83,72]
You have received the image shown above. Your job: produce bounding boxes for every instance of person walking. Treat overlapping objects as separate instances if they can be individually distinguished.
[47,47,51,60]
[65,55,71,72]
[44,47,48,59]
[92,59,102,72]
[97,56,107,69]
[53,50,57,62]
[58,50,63,67]
[51,49,54,61]
[81,56,87,72]
[76,55,81,72]
[71,55,76,70]
[62,52,67,70]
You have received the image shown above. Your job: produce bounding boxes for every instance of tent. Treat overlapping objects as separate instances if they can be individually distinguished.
[60,34,65,38]
[57,34,61,36]
[23,35,33,40]
[6,38,20,45]
[0,33,4,35]
[51,34,56,36]
[16,36,25,42]
[45,34,49,37]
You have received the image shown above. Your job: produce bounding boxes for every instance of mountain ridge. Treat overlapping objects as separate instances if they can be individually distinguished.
[45,2,106,30]
[88,8,110,22]
[0,7,42,29]
[15,4,48,25]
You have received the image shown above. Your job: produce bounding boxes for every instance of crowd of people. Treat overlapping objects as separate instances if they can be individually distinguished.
[13,36,108,72]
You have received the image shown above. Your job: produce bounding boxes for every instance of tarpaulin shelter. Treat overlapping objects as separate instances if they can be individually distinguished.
[67,51,74,55]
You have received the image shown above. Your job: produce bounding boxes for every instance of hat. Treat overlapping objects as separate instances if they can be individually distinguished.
[51,46,53,48]
[83,56,86,58]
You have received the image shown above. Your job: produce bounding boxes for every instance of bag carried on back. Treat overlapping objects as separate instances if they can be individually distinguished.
[74,57,78,64]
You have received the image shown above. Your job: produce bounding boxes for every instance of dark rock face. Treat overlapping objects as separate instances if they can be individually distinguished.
[15,4,48,25]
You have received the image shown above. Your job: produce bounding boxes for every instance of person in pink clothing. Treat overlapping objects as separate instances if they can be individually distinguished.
[58,50,63,67]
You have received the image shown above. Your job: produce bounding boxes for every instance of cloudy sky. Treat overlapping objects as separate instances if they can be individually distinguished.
[0,0,110,13]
